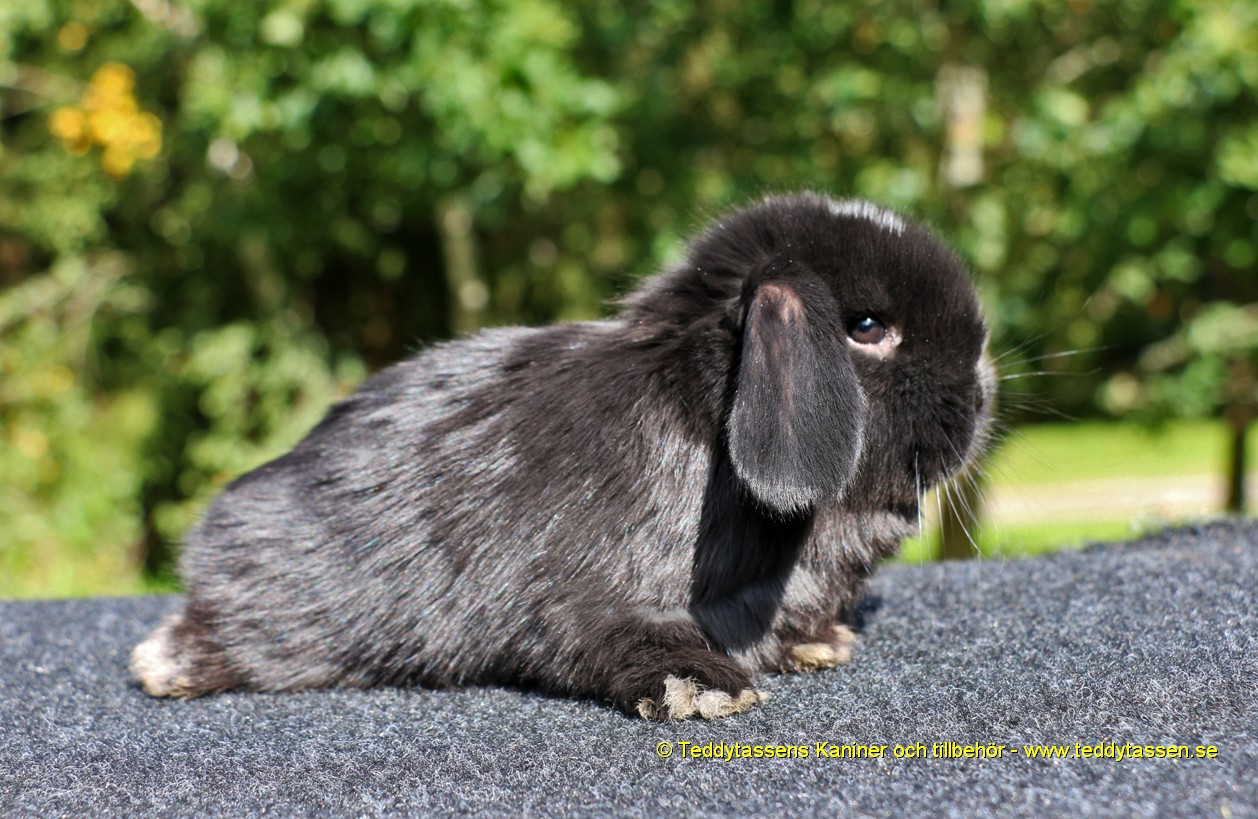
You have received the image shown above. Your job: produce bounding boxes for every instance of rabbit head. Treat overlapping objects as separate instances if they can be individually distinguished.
[636,193,992,519]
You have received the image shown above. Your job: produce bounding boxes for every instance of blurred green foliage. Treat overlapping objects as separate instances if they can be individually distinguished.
[1,0,1255,596]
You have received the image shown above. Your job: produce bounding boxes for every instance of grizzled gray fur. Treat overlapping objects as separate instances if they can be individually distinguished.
[131,193,993,720]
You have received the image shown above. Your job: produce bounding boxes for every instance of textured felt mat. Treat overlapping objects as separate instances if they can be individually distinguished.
[1,521,1255,817]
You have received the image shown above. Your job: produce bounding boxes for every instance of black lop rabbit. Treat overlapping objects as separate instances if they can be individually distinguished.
[133,193,993,720]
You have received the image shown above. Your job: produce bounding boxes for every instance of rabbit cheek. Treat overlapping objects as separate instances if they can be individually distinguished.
[969,352,998,458]
[846,362,983,506]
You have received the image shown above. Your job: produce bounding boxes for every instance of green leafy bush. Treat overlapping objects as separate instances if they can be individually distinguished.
[1,0,1254,596]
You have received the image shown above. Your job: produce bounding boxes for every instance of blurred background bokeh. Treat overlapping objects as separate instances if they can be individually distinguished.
[1,0,1255,598]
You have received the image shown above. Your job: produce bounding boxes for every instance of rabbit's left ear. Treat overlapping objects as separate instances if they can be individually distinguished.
[727,267,867,515]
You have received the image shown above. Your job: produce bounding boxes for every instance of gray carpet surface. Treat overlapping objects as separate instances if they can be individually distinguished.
[1,521,1255,817]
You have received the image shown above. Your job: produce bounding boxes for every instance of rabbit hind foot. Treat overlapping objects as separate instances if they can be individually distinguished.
[636,675,768,720]
[131,616,202,698]
[781,624,856,672]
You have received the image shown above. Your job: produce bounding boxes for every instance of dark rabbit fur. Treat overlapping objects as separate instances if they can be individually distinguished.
[132,193,994,720]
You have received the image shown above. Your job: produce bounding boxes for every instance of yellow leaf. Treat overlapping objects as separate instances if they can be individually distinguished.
[91,63,136,97]
[101,144,136,178]
[48,106,87,143]
[88,109,128,144]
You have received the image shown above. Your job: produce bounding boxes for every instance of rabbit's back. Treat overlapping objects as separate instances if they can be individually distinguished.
[178,322,711,690]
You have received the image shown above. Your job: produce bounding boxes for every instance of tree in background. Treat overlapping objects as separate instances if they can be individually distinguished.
[1,0,1254,593]
[2,0,622,589]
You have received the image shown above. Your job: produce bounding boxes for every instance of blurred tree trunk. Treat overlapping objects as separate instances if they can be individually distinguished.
[437,196,488,336]
[1225,357,1254,514]
[935,61,990,560]
[937,64,987,188]
[935,474,987,560]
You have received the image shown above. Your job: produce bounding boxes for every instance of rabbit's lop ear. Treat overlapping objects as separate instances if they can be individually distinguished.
[728,264,867,515]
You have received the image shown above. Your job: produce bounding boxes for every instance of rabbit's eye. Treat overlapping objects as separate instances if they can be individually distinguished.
[848,317,887,345]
